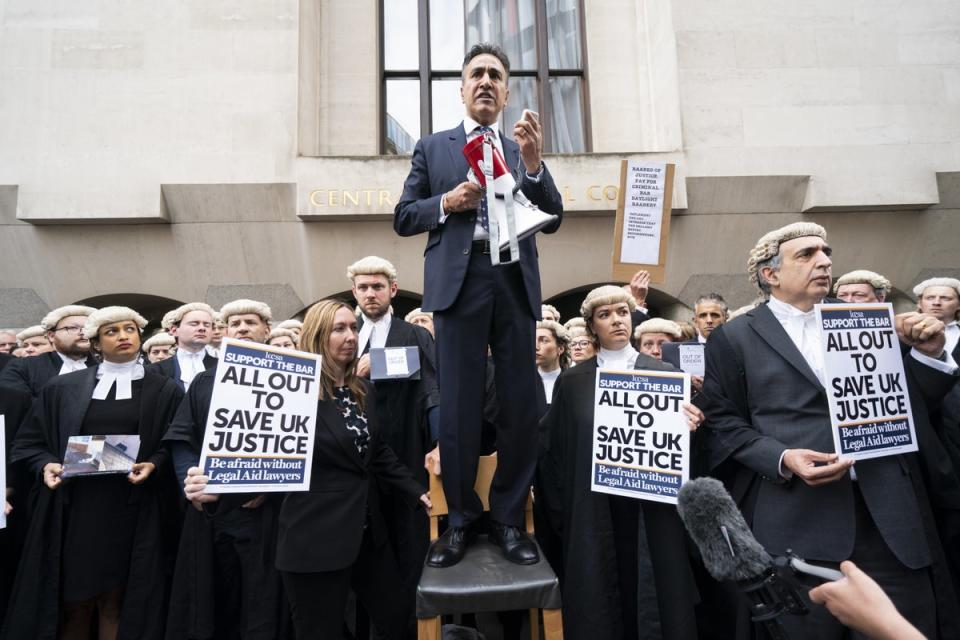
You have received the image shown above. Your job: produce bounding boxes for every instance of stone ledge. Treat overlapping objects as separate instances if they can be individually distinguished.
[162,183,297,223]
[685,175,809,215]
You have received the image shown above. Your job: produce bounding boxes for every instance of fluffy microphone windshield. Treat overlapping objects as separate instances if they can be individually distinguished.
[677,478,772,582]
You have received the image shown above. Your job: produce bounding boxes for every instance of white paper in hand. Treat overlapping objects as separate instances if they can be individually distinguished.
[384,348,410,377]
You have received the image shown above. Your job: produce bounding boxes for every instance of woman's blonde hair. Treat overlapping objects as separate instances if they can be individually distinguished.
[299,299,366,411]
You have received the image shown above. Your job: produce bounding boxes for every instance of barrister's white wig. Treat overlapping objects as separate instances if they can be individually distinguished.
[541,304,560,322]
[213,312,225,326]
[142,332,175,353]
[168,302,216,326]
[833,270,892,297]
[634,318,682,341]
[16,325,47,342]
[564,317,586,331]
[219,299,273,324]
[346,256,398,283]
[580,285,636,319]
[536,320,569,342]
[40,305,97,332]
[912,277,960,299]
[160,310,178,331]
[267,328,299,345]
[567,326,592,341]
[404,308,433,323]
[276,319,303,331]
[747,222,827,293]
[84,307,148,340]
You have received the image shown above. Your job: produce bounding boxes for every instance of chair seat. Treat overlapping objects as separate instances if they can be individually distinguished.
[416,535,562,618]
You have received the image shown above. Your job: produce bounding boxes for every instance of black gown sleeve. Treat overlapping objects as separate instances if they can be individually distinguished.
[9,385,59,477]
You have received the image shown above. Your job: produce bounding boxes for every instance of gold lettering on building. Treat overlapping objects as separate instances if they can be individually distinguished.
[308,184,620,211]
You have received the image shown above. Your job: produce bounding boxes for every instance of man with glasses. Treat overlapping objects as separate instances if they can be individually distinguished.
[0,305,98,397]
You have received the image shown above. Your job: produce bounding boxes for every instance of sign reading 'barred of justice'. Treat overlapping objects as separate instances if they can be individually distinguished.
[198,338,322,493]
[816,303,918,461]
[591,369,690,505]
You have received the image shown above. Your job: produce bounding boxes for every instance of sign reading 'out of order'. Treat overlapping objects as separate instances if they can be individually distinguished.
[199,338,322,493]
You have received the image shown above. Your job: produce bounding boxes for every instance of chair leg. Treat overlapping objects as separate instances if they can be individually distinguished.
[529,608,540,640]
[542,608,563,640]
[418,616,441,640]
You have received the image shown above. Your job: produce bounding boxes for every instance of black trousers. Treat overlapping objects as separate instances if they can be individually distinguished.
[775,485,936,640]
[211,508,281,640]
[434,251,539,528]
[281,529,407,640]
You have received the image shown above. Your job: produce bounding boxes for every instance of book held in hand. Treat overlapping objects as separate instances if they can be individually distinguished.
[62,435,141,478]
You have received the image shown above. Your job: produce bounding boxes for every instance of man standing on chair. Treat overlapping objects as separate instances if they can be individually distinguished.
[395,42,563,568]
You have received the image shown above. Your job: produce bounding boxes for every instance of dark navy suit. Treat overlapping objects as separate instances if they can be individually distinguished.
[395,123,563,527]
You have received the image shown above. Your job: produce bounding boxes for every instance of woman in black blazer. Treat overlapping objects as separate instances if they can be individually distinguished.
[187,299,430,640]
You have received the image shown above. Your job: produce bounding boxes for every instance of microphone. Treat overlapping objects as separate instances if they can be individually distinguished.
[677,478,842,640]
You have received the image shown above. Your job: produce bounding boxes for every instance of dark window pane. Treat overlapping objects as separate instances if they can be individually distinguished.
[501,76,538,139]
[547,0,581,69]
[547,76,584,153]
[384,0,420,71]
[386,80,421,154]
[464,0,537,71]
[430,1,465,70]
[432,79,464,131]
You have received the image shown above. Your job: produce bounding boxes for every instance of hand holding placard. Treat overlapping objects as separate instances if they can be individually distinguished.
[895,312,946,357]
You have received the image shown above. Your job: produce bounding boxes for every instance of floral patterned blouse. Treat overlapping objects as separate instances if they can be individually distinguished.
[333,386,370,456]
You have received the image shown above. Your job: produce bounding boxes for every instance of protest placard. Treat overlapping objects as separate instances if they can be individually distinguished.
[1,416,5,529]
[816,303,917,461]
[591,368,690,504]
[199,338,322,493]
[612,160,675,284]
[662,343,706,377]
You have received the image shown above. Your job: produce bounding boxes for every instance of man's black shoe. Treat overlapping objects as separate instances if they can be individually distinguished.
[426,526,476,568]
[489,521,540,565]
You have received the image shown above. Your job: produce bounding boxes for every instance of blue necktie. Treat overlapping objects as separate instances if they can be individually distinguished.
[477,126,493,232]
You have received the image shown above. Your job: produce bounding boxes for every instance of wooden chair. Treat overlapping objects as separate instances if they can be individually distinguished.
[416,454,563,640]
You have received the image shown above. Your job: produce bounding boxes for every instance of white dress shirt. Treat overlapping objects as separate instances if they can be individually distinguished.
[358,312,392,356]
[767,296,826,386]
[597,344,640,371]
[946,321,959,358]
[57,351,88,375]
[539,366,562,403]
[177,348,207,391]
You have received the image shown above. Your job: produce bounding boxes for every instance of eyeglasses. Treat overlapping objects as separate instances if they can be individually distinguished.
[569,340,593,349]
[54,326,85,335]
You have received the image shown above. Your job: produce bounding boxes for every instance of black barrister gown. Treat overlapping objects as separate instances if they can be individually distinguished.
[161,369,287,640]
[1,367,183,640]
[366,319,440,596]
[0,387,34,625]
[538,355,700,640]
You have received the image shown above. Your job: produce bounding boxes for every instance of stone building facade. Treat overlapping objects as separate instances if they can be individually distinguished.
[1,0,958,328]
